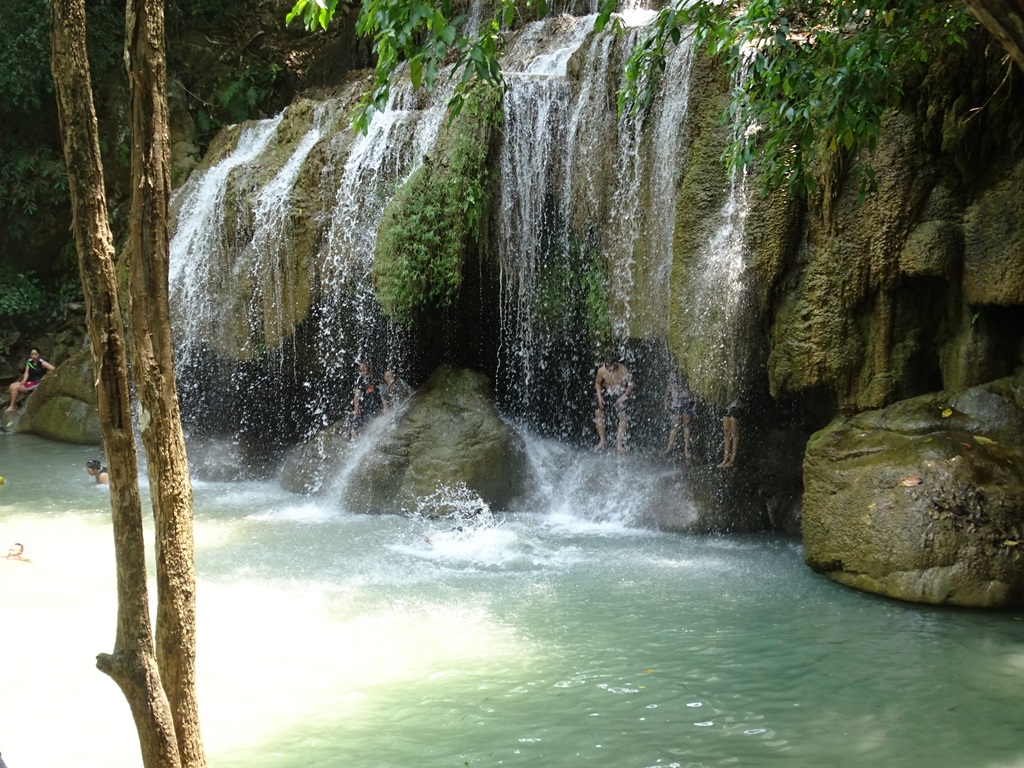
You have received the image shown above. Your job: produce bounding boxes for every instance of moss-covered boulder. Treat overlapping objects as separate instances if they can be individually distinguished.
[802,372,1024,607]
[281,366,527,512]
[14,346,100,445]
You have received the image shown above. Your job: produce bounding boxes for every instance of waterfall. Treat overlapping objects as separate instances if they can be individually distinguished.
[244,104,334,356]
[684,167,752,395]
[495,14,696,436]
[306,81,449,430]
[168,82,451,457]
[673,61,756,404]
[169,114,283,358]
[166,7,750,468]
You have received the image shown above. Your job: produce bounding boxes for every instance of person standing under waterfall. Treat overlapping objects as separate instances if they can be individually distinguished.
[594,359,634,453]
[718,400,741,468]
[5,348,55,412]
[661,372,695,459]
[380,368,411,411]
[350,360,383,437]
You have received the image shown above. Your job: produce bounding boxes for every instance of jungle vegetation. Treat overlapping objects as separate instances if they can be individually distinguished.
[288,0,1021,197]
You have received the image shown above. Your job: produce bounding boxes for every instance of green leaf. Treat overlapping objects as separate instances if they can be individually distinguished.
[410,56,423,90]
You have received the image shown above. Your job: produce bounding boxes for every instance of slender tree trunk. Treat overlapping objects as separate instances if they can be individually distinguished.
[966,0,1024,71]
[125,1,207,765]
[50,1,181,766]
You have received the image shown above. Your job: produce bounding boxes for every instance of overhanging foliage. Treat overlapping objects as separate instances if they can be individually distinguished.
[291,0,996,198]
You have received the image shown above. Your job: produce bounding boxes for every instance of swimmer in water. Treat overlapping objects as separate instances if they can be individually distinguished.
[85,459,109,485]
[5,542,28,561]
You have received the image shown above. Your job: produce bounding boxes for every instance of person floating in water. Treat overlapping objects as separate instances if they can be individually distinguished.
[661,372,695,460]
[349,360,383,438]
[380,368,411,411]
[5,542,28,561]
[85,459,109,484]
[594,358,634,453]
[718,400,741,469]
[6,348,55,412]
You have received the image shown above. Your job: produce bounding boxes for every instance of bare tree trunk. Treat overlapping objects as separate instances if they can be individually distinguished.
[50,1,181,766]
[966,0,1024,71]
[124,1,207,765]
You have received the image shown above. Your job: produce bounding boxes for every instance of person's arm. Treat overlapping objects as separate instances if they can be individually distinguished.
[620,372,635,402]
[41,359,56,372]
[594,369,604,408]
[353,387,361,415]
[20,364,29,384]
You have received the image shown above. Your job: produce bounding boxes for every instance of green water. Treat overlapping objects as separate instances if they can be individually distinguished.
[1,433,1022,768]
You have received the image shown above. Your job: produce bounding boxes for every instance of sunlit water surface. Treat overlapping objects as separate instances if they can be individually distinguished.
[2,434,1023,768]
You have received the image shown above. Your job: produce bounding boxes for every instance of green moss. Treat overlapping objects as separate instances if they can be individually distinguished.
[531,235,612,354]
[373,83,501,325]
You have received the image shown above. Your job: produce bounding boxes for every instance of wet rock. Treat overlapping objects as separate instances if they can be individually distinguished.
[15,346,100,445]
[802,372,1024,607]
[282,366,528,512]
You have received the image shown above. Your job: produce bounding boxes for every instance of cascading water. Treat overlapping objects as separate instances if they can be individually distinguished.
[494,14,696,440]
[244,104,333,356]
[671,61,757,405]
[168,81,451,463]
[166,7,748,482]
[310,81,450,414]
[169,114,284,355]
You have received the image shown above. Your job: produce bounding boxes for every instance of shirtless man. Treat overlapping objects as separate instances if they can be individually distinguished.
[594,360,634,453]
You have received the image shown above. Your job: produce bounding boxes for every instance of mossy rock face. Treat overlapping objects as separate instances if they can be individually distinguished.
[769,110,937,412]
[802,372,1024,607]
[963,157,1024,306]
[16,346,100,445]
[281,367,528,512]
[899,219,963,280]
[373,85,499,323]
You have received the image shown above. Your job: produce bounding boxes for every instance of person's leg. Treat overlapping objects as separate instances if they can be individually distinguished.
[718,416,729,467]
[729,417,740,465]
[661,414,679,456]
[6,381,24,411]
[682,413,692,459]
[594,407,607,448]
[721,416,738,468]
[616,410,628,453]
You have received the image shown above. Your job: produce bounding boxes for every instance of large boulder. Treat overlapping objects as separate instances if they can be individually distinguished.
[10,346,100,445]
[281,367,528,513]
[802,373,1024,607]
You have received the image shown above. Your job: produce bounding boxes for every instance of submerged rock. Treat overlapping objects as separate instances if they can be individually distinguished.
[281,367,528,512]
[802,372,1024,607]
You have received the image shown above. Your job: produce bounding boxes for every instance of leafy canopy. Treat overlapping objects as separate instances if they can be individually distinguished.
[290,0,978,197]
[288,0,549,132]
[608,0,978,196]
